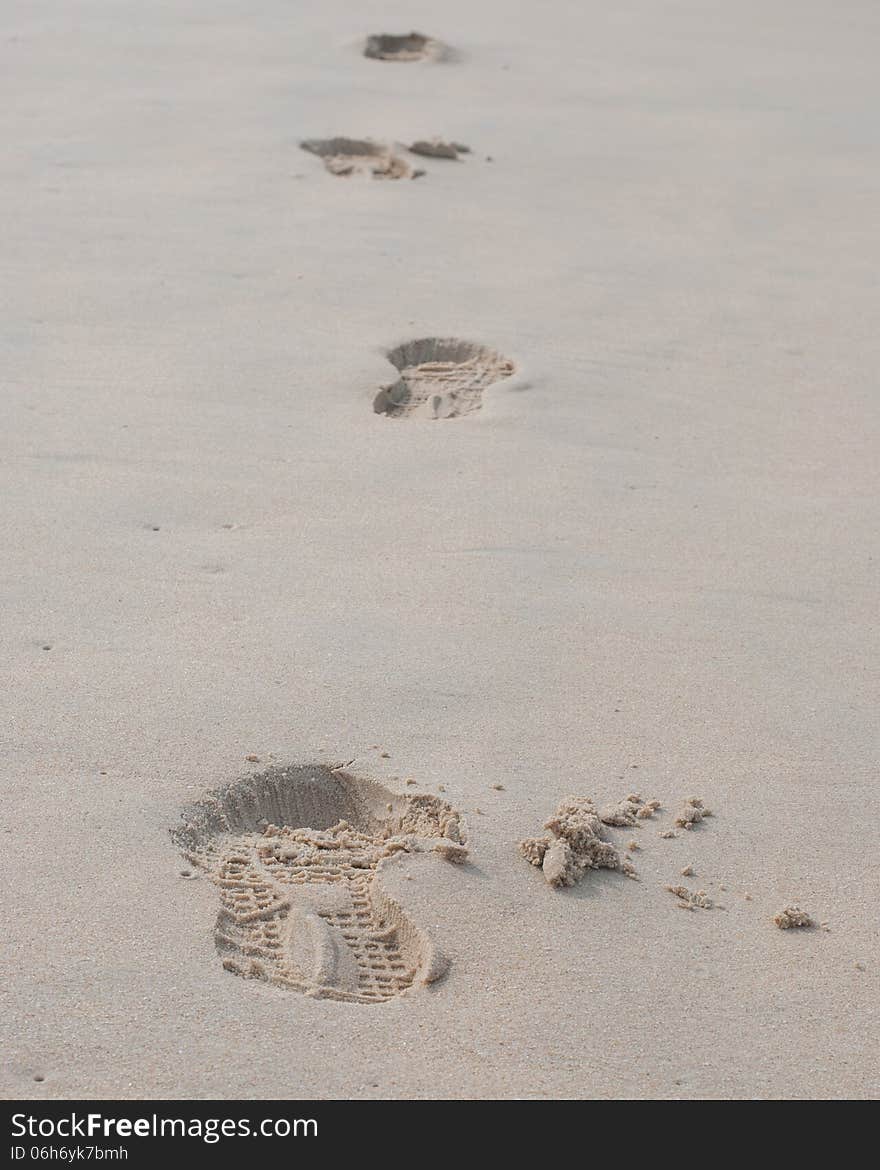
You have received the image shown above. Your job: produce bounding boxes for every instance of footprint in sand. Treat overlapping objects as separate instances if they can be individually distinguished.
[300,138,420,180]
[363,32,450,63]
[173,764,467,1003]
[300,138,472,181]
[408,139,470,160]
[373,338,515,419]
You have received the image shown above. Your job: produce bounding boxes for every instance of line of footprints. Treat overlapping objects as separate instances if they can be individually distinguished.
[300,32,515,420]
[302,33,466,185]
[175,33,818,1006]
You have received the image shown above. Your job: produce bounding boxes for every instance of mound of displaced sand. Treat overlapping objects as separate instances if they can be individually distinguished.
[520,796,638,887]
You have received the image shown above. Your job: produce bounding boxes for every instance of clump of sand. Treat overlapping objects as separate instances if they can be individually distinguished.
[392,792,465,847]
[773,905,815,930]
[637,800,662,819]
[600,793,661,826]
[675,796,712,829]
[519,796,622,888]
[666,884,713,910]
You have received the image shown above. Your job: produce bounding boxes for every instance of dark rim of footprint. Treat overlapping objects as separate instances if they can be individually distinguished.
[300,137,383,160]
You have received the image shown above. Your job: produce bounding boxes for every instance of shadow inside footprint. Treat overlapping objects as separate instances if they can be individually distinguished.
[300,138,419,180]
[408,139,470,160]
[374,338,515,419]
[363,32,449,62]
[173,764,467,1003]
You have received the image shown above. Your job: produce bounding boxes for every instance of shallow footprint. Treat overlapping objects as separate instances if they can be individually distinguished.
[408,139,470,160]
[300,138,419,180]
[363,32,449,62]
[173,764,467,1003]
[374,338,515,419]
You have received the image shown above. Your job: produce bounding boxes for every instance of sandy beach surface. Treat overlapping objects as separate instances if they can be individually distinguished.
[2,0,878,1099]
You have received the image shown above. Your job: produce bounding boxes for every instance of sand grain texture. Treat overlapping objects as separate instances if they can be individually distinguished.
[2,0,879,1100]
